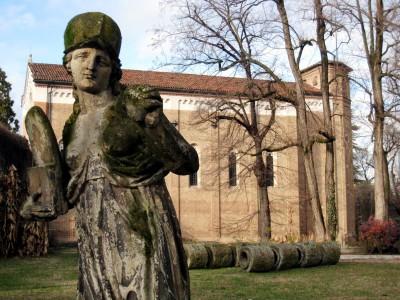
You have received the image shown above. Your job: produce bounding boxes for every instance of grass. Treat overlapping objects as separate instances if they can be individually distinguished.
[0,248,399,299]
[190,263,400,299]
[0,248,77,299]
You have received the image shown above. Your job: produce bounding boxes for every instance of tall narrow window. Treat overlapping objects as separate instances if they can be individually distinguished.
[266,153,274,187]
[189,172,198,187]
[189,144,199,187]
[229,152,237,186]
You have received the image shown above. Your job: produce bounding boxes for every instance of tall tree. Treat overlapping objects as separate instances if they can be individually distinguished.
[273,0,331,240]
[313,0,339,239]
[194,87,281,241]
[155,0,296,240]
[383,120,400,216]
[0,67,19,132]
[335,0,400,220]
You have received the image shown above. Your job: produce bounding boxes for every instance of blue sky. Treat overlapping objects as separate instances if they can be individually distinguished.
[0,0,369,137]
[0,0,167,124]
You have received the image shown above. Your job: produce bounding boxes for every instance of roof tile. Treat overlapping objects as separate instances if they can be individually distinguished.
[29,63,321,96]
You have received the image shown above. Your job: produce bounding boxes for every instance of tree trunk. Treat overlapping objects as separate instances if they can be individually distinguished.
[302,141,327,241]
[373,91,388,220]
[257,182,271,241]
[314,0,337,240]
[325,144,337,240]
[370,0,389,221]
[275,0,327,240]
[244,59,272,241]
[254,148,271,241]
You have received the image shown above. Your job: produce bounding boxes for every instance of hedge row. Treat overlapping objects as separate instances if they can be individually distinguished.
[183,242,340,272]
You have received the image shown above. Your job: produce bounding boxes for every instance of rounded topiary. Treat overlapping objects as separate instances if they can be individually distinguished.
[239,244,277,272]
[183,243,209,269]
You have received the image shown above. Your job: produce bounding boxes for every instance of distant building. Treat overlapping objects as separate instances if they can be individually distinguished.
[22,60,355,245]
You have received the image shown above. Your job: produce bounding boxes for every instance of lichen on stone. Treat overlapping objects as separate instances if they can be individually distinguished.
[100,86,164,177]
[126,189,154,257]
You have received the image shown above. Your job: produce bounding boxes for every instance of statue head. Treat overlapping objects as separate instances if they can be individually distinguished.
[64,12,122,60]
[63,12,122,95]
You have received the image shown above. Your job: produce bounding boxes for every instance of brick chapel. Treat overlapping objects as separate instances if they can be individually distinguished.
[21,58,355,245]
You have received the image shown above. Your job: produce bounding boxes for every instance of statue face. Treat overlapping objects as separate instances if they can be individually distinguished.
[69,48,112,94]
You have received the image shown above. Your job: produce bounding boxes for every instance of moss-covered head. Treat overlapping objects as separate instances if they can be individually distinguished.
[64,12,121,60]
[63,12,123,96]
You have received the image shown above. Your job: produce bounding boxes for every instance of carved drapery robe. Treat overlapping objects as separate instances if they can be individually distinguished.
[64,87,198,300]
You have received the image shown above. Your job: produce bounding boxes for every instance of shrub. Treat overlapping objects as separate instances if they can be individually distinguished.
[394,240,400,254]
[359,216,400,254]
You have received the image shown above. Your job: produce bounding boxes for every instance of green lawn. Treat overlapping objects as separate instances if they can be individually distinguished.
[0,248,399,299]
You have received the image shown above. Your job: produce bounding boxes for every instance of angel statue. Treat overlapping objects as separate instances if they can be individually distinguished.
[21,12,198,300]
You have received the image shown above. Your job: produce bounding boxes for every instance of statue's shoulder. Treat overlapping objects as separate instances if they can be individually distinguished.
[63,99,81,147]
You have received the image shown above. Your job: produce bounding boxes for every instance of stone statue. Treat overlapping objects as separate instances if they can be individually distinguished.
[21,12,198,300]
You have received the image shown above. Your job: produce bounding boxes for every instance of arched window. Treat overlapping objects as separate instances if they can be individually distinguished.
[229,152,237,187]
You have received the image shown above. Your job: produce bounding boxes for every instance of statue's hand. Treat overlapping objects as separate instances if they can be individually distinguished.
[126,99,162,122]
[145,107,162,128]
[20,188,58,221]
[124,86,163,122]
[31,188,42,202]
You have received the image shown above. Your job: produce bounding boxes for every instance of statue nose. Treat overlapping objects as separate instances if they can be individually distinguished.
[86,56,97,70]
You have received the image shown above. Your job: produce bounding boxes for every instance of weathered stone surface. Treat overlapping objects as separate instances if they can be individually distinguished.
[20,106,68,221]
[239,244,277,272]
[320,242,341,265]
[269,243,300,270]
[296,242,324,268]
[58,12,198,299]
[184,243,209,269]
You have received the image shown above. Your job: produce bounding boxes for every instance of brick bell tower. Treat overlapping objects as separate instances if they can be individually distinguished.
[301,61,356,245]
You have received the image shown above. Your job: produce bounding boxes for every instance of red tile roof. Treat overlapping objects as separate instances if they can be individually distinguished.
[29,63,321,96]
[30,63,72,83]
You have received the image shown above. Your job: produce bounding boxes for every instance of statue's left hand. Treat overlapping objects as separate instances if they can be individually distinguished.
[145,107,162,128]
[125,98,162,122]
[124,86,163,122]
[20,188,58,221]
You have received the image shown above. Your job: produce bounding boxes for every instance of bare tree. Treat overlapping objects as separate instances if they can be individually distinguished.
[334,0,400,220]
[313,0,337,240]
[272,0,339,240]
[154,0,298,240]
[353,142,374,183]
[154,0,348,241]
[384,121,400,216]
